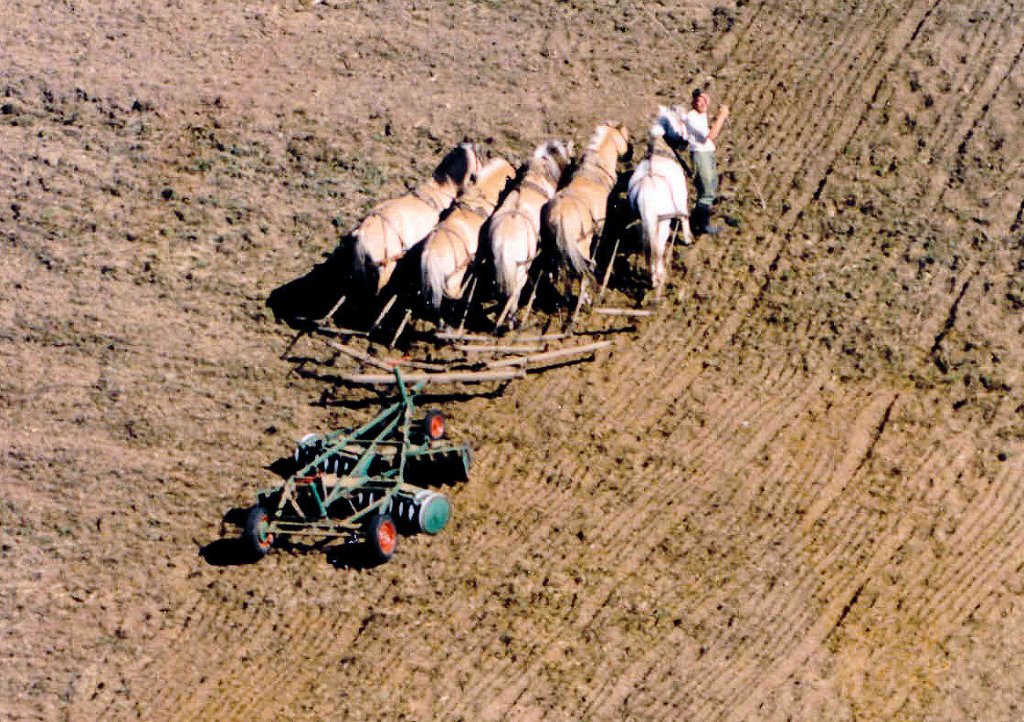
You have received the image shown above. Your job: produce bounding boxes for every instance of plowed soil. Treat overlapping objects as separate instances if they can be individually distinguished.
[3,1,1023,720]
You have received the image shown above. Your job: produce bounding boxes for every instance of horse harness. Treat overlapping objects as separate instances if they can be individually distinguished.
[519,178,554,199]
[364,210,409,268]
[492,177,553,268]
[637,144,690,222]
[651,146,679,161]
[454,200,492,221]
[365,186,451,269]
[434,200,497,281]
[413,186,448,213]
[576,158,617,189]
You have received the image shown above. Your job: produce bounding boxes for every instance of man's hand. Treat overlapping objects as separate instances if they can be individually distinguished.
[717,104,730,121]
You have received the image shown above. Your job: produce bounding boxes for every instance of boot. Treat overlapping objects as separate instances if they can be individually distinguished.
[691,205,722,236]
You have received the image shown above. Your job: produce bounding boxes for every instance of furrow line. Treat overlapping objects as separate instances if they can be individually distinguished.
[923,3,1019,152]
[927,10,1024,209]
[702,516,915,719]
[782,0,944,212]
[746,7,896,189]
[919,456,1024,626]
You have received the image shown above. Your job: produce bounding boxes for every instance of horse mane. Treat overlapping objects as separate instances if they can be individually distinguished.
[580,122,628,170]
[529,139,570,185]
[431,142,477,185]
[585,123,616,154]
[652,107,686,148]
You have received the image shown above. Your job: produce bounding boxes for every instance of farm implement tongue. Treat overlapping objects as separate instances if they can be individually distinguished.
[241,368,471,564]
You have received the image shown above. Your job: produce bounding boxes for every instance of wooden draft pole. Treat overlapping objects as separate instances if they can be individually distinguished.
[280,295,347,359]
[339,368,526,385]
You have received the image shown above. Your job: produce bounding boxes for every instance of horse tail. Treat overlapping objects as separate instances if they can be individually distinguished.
[636,181,661,258]
[351,212,399,294]
[489,214,521,298]
[545,195,592,277]
[420,241,447,313]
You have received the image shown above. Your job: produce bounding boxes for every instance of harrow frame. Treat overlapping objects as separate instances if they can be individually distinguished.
[243,368,471,562]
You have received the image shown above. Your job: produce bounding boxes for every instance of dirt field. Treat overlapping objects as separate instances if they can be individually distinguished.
[2,0,1023,719]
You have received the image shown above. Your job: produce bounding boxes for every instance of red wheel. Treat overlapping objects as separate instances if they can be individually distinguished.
[364,512,398,564]
[424,410,446,441]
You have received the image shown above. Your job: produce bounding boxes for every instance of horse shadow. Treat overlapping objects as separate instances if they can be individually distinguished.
[267,234,376,331]
[268,228,441,356]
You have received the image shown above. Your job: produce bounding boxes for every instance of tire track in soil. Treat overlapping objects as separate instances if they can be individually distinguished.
[725,0,848,114]
[81,568,394,721]
[917,454,1024,628]
[796,391,898,533]
[586,395,967,718]
[681,518,915,721]
[741,3,902,204]
[794,0,943,205]
[112,599,259,719]
[656,416,904,704]
[880,440,990,607]
[447,375,807,715]
[573,390,897,719]
[806,434,1015,720]
[585,362,816,550]
[462,363,840,718]
[924,5,1024,209]
[696,411,983,716]
[452,1,962,696]
[804,435,1007,719]
[475,292,767,551]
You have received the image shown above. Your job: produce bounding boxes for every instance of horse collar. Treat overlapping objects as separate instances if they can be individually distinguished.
[580,162,616,187]
[520,179,552,198]
[413,187,445,212]
[459,202,492,220]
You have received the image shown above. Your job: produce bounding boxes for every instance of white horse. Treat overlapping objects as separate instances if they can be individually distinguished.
[488,140,572,327]
[627,107,693,297]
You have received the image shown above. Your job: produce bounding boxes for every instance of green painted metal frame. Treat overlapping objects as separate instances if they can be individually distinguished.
[254,368,468,542]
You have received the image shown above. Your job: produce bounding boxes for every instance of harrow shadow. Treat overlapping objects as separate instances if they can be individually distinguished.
[312,375,515,409]
[200,507,265,566]
[199,538,263,566]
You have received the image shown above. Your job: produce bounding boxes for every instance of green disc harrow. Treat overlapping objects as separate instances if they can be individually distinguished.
[242,368,471,563]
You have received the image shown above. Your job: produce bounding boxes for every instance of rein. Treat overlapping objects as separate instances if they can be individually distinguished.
[365,211,408,268]
[519,178,553,198]
[455,201,492,220]
[413,186,448,212]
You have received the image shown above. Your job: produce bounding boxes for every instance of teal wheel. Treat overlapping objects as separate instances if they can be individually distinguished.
[243,505,275,559]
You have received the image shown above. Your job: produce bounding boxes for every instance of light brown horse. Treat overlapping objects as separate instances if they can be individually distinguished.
[488,140,572,326]
[420,156,516,312]
[544,122,630,276]
[351,143,481,294]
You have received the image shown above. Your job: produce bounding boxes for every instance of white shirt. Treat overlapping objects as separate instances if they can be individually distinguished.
[683,109,715,153]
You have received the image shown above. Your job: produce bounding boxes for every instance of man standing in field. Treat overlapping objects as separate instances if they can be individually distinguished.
[681,87,729,236]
